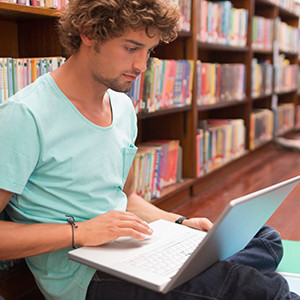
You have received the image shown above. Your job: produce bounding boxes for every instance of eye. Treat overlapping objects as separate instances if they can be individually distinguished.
[147,48,155,55]
[127,47,137,52]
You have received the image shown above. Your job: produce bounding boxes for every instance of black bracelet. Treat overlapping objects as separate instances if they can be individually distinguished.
[66,215,78,249]
[175,216,189,224]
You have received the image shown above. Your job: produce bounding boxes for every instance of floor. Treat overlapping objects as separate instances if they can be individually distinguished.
[172,139,300,241]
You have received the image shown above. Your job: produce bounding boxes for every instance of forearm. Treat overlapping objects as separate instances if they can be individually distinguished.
[126,192,182,223]
[0,210,155,261]
[126,193,213,231]
[0,220,72,260]
[124,167,182,223]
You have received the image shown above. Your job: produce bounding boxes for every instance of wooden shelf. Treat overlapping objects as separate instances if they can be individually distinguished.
[197,41,249,52]
[252,94,272,101]
[0,2,60,19]
[252,48,273,54]
[278,5,299,19]
[137,105,192,119]
[150,178,194,210]
[255,0,277,7]
[197,99,248,112]
[0,0,299,211]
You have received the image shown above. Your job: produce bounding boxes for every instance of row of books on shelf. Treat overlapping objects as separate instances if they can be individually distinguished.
[275,18,299,54]
[252,16,274,51]
[252,16,299,53]
[274,62,298,93]
[0,0,191,32]
[270,0,300,16]
[0,0,69,9]
[194,57,298,104]
[196,61,246,106]
[133,111,290,198]
[170,0,191,32]
[196,119,246,177]
[273,103,295,136]
[251,59,273,98]
[195,0,248,47]
[0,57,66,103]
[250,103,295,150]
[133,140,181,201]
[127,58,194,114]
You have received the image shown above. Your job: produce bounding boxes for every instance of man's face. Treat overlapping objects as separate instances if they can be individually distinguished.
[89,28,160,93]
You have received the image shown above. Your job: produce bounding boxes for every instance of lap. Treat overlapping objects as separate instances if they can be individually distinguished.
[86,261,293,300]
[86,225,298,299]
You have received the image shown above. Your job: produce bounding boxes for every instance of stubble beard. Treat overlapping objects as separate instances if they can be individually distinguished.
[92,43,134,93]
[93,73,134,93]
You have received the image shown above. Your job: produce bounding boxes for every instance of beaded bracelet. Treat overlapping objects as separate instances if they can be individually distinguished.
[66,215,78,249]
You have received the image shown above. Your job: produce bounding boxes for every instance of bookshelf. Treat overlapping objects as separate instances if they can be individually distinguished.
[0,1,300,211]
[0,3,61,58]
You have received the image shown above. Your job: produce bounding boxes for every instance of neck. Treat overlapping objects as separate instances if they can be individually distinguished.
[50,53,112,127]
[52,50,108,105]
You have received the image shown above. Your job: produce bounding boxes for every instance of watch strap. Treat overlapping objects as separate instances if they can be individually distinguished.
[175,216,189,224]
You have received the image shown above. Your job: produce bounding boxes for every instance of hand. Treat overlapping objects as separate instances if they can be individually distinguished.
[182,217,213,232]
[75,210,153,247]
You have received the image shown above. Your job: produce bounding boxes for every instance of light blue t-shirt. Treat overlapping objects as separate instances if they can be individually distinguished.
[0,73,138,299]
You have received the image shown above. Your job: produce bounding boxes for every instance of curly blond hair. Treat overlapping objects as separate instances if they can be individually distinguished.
[58,0,180,55]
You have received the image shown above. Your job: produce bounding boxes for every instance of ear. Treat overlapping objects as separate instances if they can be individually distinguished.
[80,34,94,47]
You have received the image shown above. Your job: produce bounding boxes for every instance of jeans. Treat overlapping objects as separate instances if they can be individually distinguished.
[86,225,300,299]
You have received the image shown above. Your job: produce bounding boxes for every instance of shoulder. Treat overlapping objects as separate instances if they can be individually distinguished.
[3,73,60,116]
[5,73,53,107]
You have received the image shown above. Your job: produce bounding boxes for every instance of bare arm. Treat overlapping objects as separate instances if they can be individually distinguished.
[0,189,73,260]
[124,167,213,231]
[0,189,152,261]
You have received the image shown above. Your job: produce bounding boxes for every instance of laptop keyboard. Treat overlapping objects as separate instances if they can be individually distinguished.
[123,230,205,278]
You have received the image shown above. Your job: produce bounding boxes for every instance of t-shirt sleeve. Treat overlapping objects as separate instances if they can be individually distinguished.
[0,101,40,194]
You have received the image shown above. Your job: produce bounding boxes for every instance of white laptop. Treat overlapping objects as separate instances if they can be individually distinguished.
[68,175,300,294]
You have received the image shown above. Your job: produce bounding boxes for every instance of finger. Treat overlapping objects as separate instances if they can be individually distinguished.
[117,227,149,240]
[184,218,213,231]
[112,211,147,225]
[114,211,153,232]
[118,219,153,236]
[200,218,213,231]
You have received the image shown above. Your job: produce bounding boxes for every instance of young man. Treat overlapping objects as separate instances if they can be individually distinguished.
[0,0,298,299]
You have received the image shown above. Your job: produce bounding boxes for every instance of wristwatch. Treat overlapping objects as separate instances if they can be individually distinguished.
[175,216,189,224]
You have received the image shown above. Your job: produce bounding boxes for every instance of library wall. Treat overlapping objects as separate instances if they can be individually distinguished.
[0,0,300,209]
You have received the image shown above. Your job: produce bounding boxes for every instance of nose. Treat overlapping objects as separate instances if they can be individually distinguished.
[133,50,149,73]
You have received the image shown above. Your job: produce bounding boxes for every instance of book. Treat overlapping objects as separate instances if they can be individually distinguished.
[173,60,185,105]
[31,0,41,6]
[250,109,274,150]
[17,0,29,5]
[196,130,204,177]
[216,1,232,44]
[0,56,66,101]
[197,119,246,173]
[139,140,180,189]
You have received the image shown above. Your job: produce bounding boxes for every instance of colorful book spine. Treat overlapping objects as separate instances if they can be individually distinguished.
[250,109,274,150]
[252,16,273,50]
[170,0,192,32]
[128,58,194,113]
[196,61,246,106]
[251,58,273,98]
[197,119,246,175]
[133,140,181,200]
[196,1,248,47]
[273,103,295,136]
[0,56,66,102]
